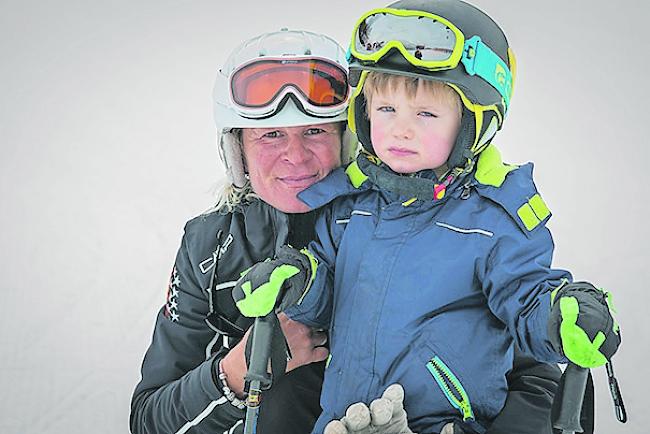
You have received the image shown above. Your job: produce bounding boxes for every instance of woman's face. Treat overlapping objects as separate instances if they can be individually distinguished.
[241,123,342,213]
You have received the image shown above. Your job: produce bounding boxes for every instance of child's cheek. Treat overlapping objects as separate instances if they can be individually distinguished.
[421,133,455,161]
[370,121,386,148]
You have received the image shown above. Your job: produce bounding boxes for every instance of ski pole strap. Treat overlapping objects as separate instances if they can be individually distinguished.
[553,363,589,434]
[268,314,290,383]
[606,361,627,423]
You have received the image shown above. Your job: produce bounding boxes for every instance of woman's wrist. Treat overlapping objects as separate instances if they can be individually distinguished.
[220,346,247,398]
[216,358,246,409]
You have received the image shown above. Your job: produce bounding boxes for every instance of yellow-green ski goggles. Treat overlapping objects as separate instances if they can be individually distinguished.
[349,8,513,107]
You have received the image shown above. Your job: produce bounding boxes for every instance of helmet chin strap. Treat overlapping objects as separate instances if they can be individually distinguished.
[447,107,476,170]
[341,126,359,165]
[220,131,247,188]
[445,108,499,176]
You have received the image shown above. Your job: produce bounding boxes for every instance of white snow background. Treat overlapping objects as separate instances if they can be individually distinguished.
[1,0,648,433]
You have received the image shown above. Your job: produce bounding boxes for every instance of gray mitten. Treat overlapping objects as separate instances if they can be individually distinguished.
[323,383,457,434]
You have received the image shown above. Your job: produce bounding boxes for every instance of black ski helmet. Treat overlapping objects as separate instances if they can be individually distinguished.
[348,0,516,171]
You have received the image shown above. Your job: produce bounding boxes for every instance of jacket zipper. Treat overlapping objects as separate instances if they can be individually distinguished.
[460,181,473,200]
[426,355,475,421]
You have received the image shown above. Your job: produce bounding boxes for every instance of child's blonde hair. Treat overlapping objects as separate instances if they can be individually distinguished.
[362,72,462,118]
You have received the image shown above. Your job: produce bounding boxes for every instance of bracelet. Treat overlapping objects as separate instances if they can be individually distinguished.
[217,359,247,410]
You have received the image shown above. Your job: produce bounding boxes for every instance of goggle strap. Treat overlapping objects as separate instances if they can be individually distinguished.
[461,36,513,109]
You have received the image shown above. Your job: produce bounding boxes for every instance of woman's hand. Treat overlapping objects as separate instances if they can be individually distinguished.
[220,313,328,397]
[279,313,329,371]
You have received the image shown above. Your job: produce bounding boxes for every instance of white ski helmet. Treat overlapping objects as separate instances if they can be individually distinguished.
[213,28,357,187]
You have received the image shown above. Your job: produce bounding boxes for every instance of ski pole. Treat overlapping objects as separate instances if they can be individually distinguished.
[553,363,589,434]
[606,360,627,423]
[243,313,275,434]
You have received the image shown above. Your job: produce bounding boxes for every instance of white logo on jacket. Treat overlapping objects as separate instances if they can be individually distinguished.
[199,233,234,274]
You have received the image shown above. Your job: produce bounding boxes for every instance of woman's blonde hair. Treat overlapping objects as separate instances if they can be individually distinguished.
[362,71,462,117]
[208,128,259,214]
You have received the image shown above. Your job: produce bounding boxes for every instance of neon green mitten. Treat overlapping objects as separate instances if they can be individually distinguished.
[547,281,621,368]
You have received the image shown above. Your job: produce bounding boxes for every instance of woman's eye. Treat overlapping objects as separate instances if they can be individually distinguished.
[262,131,282,139]
[377,106,395,112]
[305,128,325,135]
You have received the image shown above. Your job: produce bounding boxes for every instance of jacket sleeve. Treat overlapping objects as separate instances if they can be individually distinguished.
[479,217,571,363]
[486,347,561,434]
[130,225,244,434]
[284,204,341,329]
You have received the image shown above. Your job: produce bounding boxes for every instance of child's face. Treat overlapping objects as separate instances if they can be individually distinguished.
[369,84,461,174]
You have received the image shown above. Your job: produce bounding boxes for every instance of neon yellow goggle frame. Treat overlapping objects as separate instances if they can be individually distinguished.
[349,8,514,108]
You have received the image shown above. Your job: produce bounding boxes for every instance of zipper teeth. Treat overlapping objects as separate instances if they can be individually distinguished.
[428,356,474,421]
[434,358,465,406]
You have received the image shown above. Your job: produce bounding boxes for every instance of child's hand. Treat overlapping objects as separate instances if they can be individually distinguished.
[323,384,417,434]
[232,246,316,317]
[322,384,464,434]
[321,382,464,433]
[547,281,621,368]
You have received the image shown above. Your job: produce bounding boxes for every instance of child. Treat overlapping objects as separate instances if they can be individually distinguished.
[233,1,621,433]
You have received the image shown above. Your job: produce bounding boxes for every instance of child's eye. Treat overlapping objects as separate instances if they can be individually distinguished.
[377,106,395,112]
[418,111,438,118]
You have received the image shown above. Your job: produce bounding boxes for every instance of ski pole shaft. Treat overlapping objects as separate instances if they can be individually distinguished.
[606,361,627,423]
[553,363,589,434]
[243,313,275,434]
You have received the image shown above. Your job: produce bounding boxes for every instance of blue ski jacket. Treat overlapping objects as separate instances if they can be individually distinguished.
[285,146,570,434]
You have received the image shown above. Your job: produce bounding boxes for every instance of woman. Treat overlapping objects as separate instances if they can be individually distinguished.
[130,29,561,434]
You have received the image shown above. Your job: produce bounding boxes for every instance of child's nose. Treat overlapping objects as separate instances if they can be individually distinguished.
[390,118,414,140]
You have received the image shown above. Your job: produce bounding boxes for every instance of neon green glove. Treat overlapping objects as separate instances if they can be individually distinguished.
[232,246,317,317]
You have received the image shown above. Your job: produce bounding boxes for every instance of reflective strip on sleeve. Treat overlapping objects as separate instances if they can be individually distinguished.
[529,193,550,221]
[517,194,551,231]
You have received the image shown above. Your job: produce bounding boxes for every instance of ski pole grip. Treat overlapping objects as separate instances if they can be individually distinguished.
[554,363,589,433]
[245,313,275,387]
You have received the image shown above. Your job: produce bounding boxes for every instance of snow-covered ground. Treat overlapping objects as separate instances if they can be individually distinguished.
[1,0,647,433]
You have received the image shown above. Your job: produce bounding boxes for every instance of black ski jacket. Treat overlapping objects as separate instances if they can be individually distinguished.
[130,199,561,434]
